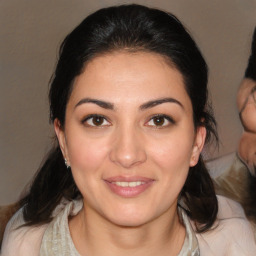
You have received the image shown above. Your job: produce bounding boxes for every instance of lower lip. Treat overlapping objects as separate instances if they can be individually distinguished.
[104,181,154,198]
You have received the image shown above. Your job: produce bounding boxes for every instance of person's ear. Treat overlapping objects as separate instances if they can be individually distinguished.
[54,119,69,163]
[190,126,206,167]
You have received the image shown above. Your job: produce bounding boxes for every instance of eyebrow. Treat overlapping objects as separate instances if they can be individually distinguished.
[75,98,114,110]
[74,97,183,111]
[140,97,184,110]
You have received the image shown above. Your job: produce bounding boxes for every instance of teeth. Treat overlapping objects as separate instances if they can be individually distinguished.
[113,181,145,187]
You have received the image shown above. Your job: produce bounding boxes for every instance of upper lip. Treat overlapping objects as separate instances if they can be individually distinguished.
[104,176,155,183]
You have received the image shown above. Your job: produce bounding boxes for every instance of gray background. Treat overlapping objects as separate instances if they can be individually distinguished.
[1,0,256,205]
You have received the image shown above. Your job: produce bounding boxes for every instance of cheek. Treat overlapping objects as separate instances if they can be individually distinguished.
[148,134,193,170]
[67,133,110,173]
[66,135,111,199]
[149,129,194,182]
[148,138,192,208]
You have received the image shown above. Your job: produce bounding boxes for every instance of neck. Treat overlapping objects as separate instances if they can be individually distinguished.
[69,202,186,256]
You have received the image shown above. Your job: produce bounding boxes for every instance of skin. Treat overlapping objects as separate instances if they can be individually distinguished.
[55,51,206,256]
[237,78,256,133]
[237,78,256,176]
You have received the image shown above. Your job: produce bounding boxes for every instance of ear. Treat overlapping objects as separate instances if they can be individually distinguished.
[54,119,69,164]
[190,126,206,167]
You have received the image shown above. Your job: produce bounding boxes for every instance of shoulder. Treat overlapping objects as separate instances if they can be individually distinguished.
[196,195,256,255]
[217,194,246,218]
[1,208,47,256]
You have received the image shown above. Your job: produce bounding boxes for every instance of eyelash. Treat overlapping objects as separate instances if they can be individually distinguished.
[81,114,175,128]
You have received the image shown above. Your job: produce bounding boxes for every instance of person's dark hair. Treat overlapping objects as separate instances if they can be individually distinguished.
[18,4,218,233]
[245,27,256,80]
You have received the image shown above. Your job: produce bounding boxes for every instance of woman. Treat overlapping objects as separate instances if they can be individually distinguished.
[1,4,256,255]
[237,27,256,176]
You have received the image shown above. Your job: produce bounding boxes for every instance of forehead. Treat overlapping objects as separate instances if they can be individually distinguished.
[69,51,191,108]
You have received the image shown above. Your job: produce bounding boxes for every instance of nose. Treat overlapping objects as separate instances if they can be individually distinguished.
[109,126,147,168]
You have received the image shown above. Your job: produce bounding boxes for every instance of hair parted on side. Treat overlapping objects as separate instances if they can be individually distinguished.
[11,4,218,234]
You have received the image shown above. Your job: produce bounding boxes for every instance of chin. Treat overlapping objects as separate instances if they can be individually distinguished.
[106,206,154,227]
[110,215,150,228]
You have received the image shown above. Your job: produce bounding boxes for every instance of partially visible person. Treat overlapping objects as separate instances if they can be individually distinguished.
[237,34,256,174]
[237,26,256,237]
[213,27,256,240]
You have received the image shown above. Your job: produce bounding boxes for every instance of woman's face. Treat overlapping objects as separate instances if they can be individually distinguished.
[55,52,206,227]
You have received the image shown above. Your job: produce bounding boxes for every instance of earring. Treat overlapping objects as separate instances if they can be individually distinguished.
[64,158,70,169]
[190,155,198,167]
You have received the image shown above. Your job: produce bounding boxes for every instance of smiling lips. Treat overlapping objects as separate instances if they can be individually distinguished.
[104,177,154,197]
[112,181,145,187]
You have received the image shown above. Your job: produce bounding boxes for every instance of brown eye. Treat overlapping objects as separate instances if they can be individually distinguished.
[146,115,174,128]
[84,115,110,127]
[153,116,165,126]
[92,116,104,126]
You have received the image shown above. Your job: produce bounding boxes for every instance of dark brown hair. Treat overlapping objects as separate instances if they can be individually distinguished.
[245,27,256,80]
